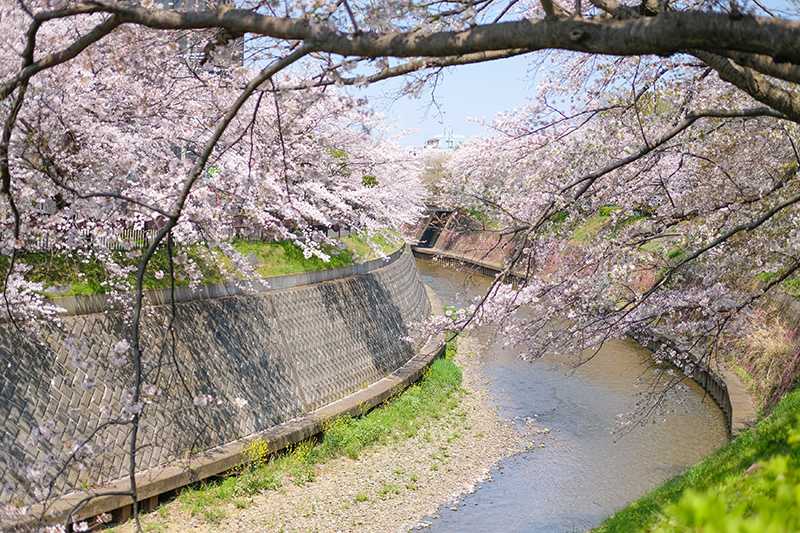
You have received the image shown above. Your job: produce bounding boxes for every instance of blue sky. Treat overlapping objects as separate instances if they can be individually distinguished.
[342,0,799,147]
[348,54,538,147]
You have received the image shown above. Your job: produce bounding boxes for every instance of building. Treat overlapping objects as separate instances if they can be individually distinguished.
[423,131,465,152]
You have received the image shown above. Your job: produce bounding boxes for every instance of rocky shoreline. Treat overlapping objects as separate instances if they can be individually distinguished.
[126,335,528,532]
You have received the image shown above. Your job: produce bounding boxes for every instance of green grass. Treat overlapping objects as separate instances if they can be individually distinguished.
[340,230,403,261]
[665,246,685,261]
[231,239,354,277]
[174,340,462,521]
[540,210,570,235]
[756,270,800,298]
[0,251,101,296]
[571,205,620,243]
[377,482,402,500]
[462,206,504,230]
[596,385,800,532]
[0,244,230,297]
[0,233,402,297]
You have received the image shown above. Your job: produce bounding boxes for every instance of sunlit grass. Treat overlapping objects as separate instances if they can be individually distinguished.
[231,239,354,277]
[0,245,227,297]
[570,205,620,243]
[340,230,403,261]
[0,232,403,296]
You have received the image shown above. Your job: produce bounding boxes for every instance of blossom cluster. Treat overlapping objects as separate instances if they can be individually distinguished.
[438,52,800,373]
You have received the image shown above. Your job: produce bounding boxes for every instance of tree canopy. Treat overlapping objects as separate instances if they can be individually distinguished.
[4,0,800,529]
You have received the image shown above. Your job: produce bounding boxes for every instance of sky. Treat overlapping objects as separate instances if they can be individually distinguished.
[348,54,540,147]
[340,0,799,148]
[241,0,799,148]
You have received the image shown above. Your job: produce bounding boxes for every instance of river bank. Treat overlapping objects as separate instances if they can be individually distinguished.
[596,383,800,532]
[113,255,731,533]
[115,335,526,533]
[416,258,727,532]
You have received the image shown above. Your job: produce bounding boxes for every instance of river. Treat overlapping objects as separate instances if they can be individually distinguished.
[416,259,728,532]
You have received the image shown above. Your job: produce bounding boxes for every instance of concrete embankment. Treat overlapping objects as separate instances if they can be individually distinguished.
[0,246,440,528]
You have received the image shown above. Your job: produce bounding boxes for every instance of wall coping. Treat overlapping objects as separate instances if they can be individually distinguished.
[412,246,507,277]
[49,245,407,317]
[412,244,756,437]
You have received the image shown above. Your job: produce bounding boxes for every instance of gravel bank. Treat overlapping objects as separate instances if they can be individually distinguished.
[127,335,527,533]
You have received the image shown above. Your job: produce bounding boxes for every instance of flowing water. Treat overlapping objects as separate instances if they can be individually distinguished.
[417,259,728,533]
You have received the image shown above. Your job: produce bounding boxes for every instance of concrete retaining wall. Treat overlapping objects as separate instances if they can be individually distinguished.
[0,246,430,515]
[433,229,517,267]
[630,331,735,434]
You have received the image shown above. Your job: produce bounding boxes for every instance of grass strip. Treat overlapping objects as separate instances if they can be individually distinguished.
[0,232,403,297]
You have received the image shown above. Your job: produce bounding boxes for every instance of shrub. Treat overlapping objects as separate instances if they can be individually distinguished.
[242,438,270,467]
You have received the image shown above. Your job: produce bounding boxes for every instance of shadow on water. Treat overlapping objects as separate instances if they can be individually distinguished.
[416,259,728,533]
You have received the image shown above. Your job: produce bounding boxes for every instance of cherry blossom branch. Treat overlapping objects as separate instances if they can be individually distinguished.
[121,44,311,528]
[270,79,292,202]
[29,150,172,218]
[578,182,800,364]
[561,107,786,198]
[342,0,360,33]
[0,82,27,328]
[640,190,800,301]
[0,15,121,101]
[492,0,522,23]
[83,2,800,65]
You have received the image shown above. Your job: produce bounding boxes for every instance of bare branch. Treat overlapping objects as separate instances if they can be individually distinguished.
[695,51,800,122]
[715,50,800,84]
[84,3,800,65]
[273,49,528,91]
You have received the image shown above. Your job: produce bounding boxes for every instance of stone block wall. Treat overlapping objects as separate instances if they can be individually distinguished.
[0,247,429,508]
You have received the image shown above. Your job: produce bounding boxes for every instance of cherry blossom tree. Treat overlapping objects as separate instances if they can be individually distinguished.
[5,0,800,529]
[0,3,427,529]
[437,52,800,415]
